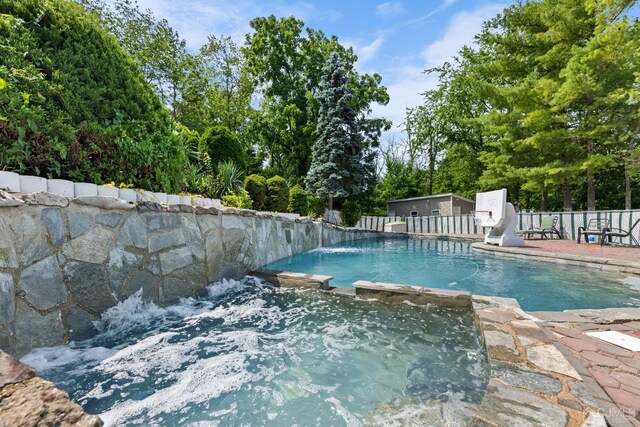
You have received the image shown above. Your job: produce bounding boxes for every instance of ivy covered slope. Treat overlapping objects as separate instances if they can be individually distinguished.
[0,0,186,192]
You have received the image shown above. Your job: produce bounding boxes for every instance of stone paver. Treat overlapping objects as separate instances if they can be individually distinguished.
[508,240,640,262]
[544,310,640,426]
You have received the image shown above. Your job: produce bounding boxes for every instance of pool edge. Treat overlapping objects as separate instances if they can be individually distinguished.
[472,242,640,276]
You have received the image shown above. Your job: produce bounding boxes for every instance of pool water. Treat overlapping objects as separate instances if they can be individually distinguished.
[23,278,488,426]
[263,238,640,311]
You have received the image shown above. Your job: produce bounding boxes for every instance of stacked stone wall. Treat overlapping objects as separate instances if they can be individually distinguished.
[0,192,376,356]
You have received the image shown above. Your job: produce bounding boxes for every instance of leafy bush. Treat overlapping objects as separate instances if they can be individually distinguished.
[213,160,244,197]
[198,125,246,171]
[340,200,362,227]
[222,189,253,209]
[288,184,309,215]
[265,175,289,212]
[198,174,217,198]
[307,196,325,219]
[0,0,185,192]
[244,174,267,210]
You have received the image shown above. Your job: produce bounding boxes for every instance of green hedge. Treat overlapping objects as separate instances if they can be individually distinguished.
[340,200,361,227]
[244,174,267,210]
[308,196,325,218]
[265,175,289,212]
[198,125,246,171]
[288,184,309,215]
[0,0,185,192]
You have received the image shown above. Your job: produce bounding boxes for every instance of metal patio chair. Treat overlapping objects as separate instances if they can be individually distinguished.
[517,215,562,239]
[577,218,609,244]
[602,218,640,247]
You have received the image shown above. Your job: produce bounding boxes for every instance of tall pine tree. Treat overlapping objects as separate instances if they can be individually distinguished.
[305,52,367,210]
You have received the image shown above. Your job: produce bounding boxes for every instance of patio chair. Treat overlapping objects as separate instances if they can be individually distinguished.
[517,215,562,239]
[577,218,609,244]
[601,218,640,247]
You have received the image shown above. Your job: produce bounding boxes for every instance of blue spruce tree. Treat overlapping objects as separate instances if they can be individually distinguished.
[305,52,366,210]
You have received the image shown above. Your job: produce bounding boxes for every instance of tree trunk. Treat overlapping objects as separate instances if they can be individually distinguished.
[586,139,596,211]
[540,187,547,212]
[428,164,434,195]
[328,194,333,211]
[625,168,632,210]
[562,182,572,212]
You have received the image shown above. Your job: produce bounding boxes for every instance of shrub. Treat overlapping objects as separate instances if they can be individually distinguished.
[222,189,253,209]
[307,196,326,219]
[265,175,289,212]
[0,0,185,192]
[198,174,216,198]
[198,125,246,171]
[340,200,362,227]
[213,160,243,197]
[244,174,267,210]
[288,184,309,215]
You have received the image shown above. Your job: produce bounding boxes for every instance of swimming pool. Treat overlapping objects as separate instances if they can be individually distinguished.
[263,238,640,311]
[23,277,488,426]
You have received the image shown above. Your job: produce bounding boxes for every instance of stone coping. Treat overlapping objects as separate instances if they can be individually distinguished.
[0,349,102,426]
[250,269,333,290]
[472,242,640,276]
[353,280,472,309]
[0,190,346,226]
[409,232,485,241]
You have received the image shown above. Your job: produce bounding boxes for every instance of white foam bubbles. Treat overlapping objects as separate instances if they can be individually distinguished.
[207,278,249,298]
[93,289,167,334]
[21,345,115,372]
[99,353,256,425]
[310,247,371,254]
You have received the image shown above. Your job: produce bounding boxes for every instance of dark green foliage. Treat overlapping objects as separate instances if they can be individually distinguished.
[305,52,368,209]
[198,125,246,171]
[0,0,185,191]
[243,16,389,181]
[244,174,267,210]
[414,0,640,211]
[212,160,244,197]
[340,200,361,227]
[265,175,289,212]
[307,196,325,218]
[288,184,309,215]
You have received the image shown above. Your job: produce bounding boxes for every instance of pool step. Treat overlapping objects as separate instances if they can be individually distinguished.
[250,269,333,290]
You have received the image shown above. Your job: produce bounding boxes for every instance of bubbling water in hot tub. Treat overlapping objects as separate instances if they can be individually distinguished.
[23,277,489,426]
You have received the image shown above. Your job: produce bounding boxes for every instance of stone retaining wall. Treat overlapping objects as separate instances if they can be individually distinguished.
[0,191,376,357]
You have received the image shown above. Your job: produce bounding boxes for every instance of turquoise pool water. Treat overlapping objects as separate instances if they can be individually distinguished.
[24,278,488,426]
[263,238,640,311]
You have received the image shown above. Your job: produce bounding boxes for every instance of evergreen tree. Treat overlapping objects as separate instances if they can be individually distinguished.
[305,52,367,210]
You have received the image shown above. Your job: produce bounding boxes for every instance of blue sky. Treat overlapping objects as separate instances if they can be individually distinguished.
[131,0,640,140]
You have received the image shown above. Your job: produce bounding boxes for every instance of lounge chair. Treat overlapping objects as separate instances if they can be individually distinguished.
[602,218,640,247]
[517,216,562,239]
[577,218,609,244]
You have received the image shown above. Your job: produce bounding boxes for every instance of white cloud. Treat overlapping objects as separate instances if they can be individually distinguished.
[376,2,405,18]
[376,3,505,141]
[405,0,457,26]
[421,4,503,68]
[357,36,385,64]
[128,0,342,51]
